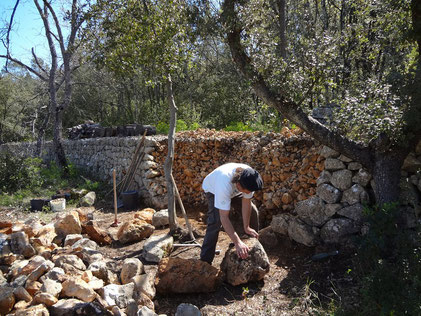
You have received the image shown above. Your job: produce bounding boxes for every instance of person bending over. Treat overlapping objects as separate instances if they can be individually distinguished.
[200,163,263,264]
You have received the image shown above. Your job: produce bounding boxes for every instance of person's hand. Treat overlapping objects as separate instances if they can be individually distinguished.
[244,226,259,238]
[235,240,249,259]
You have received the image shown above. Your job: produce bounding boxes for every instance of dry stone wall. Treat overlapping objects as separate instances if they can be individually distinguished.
[0,129,323,223]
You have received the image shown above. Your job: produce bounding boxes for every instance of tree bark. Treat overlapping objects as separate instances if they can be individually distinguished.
[164,74,179,232]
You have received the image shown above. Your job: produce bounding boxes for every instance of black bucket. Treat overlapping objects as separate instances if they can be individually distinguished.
[30,199,50,211]
[122,190,139,211]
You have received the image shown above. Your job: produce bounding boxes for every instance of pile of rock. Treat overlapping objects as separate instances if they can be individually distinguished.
[0,207,270,315]
[268,144,421,247]
[150,128,324,223]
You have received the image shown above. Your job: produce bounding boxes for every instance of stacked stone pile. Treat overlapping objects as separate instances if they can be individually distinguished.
[150,129,324,223]
[0,207,270,315]
[269,144,421,247]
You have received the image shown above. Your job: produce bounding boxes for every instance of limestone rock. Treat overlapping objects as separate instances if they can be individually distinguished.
[175,303,201,316]
[64,234,83,247]
[40,279,62,298]
[337,203,364,222]
[117,219,155,244]
[10,231,36,258]
[121,258,144,284]
[316,170,331,186]
[352,169,372,187]
[143,234,173,263]
[82,221,112,246]
[80,191,96,207]
[156,258,222,293]
[295,196,329,227]
[270,213,292,236]
[134,208,156,224]
[258,226,279,249]
[54,211,82,236]
[320,146,339,158]
[152,209,170,228]
[130,273,156,300]
[288,218,320,247]
[98,283,135,309]
[220,239,269,286]
[341,184,368,205]
[33,292,58,306]
[324,158,345,171]
[137,306,158,316]
[317,184,342,203]
[0,285,15,315]
[50,298,113,316]
[14,304,49,316]
[62,278,97,303]
[331,169,353,191]
[321,218,360,243]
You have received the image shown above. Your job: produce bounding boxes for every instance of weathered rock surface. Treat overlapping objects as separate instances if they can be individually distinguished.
[220,238,270,286]
[156,258,222,294]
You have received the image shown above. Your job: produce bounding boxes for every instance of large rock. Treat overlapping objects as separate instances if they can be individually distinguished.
[14,304,49,316]
[337,203,364,222]
[121,258,144,284]
[143,234,173,263]
[98,283,135,309]
[352,169,371,186]
[134,208,156,224]
[330,169,353,191]
[220,239,269,286]
[83,221,112,246]
[50,298,113,316]
[0,285,15,315]
[117,219,155,244]
[317,184,342,203]
[152,209,170,227]
[156,258,222,293]
[324,158,345,171]
[54,211,82,236]
[341,184,369,205]
[295,196,329,227]
[287,218,320,247]
[270,213,292,235]
[175,303,201,316]
[131,273,156,299]
[61,278,97,302]
[320,218,360,243]
[80,191,96,207]
[10,231,36,258]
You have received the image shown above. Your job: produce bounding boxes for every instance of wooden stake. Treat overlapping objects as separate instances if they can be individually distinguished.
[111,169,119,227]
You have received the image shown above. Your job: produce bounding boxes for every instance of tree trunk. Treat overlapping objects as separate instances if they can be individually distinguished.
[34,107,50,157]
[164,74,179,232]
[53,108,68,170]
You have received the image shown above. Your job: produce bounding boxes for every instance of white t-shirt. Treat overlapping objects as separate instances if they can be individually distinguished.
[202,163,254,211]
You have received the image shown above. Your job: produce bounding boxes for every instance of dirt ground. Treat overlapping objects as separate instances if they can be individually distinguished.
[0,202,359,316]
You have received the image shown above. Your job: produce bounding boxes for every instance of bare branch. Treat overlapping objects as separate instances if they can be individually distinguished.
[31,48,48,76]
[0,54,47,81]
[4,0,21,71]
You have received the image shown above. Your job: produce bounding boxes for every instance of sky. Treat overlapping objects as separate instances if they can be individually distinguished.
[0,0,63,70]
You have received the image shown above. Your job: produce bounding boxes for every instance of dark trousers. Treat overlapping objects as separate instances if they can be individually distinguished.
[200,192,259,264]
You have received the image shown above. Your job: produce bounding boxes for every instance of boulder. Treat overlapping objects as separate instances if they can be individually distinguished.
[258,226,279,249]
[62,278,97,302]
[54,211,82,236]
[295,196,329,227]
[121,258,144,285]
[324,158,346,171]
[320,218,360,243]
[220,238,269,286]
[317,184,342,204]
[10,231,36,258]
[82,221,112,246]
[134,208,156,224]
[117,219,155,244]
[330,169,353,191]
[270,213,292,236]
[175,303,201,316]
[50,298,113,316]
[131,273,156,300]
[287,218,320,247]
[98,283,135,309]
[143,234,173,263]
[80,191,96,207]
[352,169,372,187]
[152,209,170,228]
[341,184,368,205]
[316,170,331,186]
[156,258,222,293]
[14,304,49,316]
[337,203,364,222]
[0,285,15,315]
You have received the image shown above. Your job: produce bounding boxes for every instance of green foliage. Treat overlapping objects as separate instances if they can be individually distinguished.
[224,121,253,132]
[349,203,421,315]
[156,119,201,134]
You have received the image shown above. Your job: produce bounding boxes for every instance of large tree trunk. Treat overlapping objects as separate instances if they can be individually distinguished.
[53,108,68,170]
[164,74,179,232]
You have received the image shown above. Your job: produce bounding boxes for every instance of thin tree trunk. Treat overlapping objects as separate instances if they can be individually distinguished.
[164,74,179,232]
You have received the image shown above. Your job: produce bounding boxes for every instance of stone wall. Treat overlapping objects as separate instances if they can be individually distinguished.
[0,129,323,224]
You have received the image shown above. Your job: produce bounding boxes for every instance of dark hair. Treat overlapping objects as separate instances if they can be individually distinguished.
[238,168,263,192]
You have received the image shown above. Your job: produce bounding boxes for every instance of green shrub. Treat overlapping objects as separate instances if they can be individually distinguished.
[351,203,421,315]
[224,121,253,132]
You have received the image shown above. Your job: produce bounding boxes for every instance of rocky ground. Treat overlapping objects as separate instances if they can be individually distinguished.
[0,201,358,316]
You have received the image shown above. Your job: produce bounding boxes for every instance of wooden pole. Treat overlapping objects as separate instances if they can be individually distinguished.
[111,169,119,227]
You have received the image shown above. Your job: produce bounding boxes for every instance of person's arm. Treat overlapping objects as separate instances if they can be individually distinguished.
[219,210,249,259]
[242,197,259,238]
